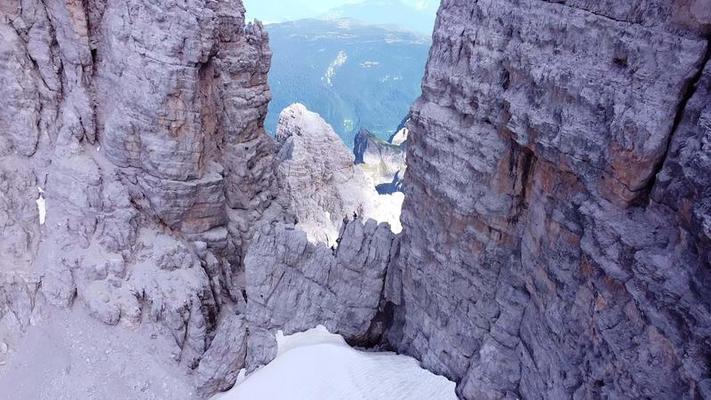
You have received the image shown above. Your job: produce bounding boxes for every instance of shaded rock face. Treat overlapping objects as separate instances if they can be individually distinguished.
[353,128,407,194]
[3,1,711,400]
[386,1,711,399]
[243,218,397,369]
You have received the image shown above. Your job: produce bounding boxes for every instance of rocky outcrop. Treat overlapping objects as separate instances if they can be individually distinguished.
[353,128,407,194]
[243,218,397,369]
[1,0,403,394]
[386,1,711,399]
[276,103,402,242]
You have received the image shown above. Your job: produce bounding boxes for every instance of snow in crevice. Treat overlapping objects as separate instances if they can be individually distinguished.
[211,326,457,400]
[369,190,404,234]
[360,61,380,68]
[36,187,46,225]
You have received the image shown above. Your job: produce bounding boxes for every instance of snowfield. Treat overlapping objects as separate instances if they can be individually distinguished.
[211,326,457,400]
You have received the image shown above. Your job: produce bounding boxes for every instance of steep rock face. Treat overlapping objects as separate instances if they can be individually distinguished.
[388,1,711,399]
[3,1,710,399]
[1,2,405,395]
[0,0,281,396]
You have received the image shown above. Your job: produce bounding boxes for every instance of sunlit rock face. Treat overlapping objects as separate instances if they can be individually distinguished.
[386,0,711,399]
[0,1,404,395]
[275,104,402,244]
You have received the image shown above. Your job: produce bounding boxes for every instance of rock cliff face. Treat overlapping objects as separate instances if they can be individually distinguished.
[276,104,403,242]
[243,218,397,369]
[0,0,283,396]
[387,0,711,399]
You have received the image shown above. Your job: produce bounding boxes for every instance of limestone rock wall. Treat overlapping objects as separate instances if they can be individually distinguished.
[387,1,711,399]
[3,0,711,399]
[0,3,400,396]
[0,0,281,395]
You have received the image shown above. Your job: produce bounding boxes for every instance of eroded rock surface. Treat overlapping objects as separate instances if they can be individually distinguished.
[0,0,279,397]
[386,1,711,399]
[2,0,711,399]
[276,103,402,243]
[243,218,397,369]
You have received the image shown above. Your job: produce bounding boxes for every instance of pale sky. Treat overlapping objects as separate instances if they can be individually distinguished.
[244,0,440,29]
[244,0,352,23]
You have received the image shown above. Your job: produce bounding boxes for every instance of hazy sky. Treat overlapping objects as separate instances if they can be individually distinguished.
[244,0,440,27]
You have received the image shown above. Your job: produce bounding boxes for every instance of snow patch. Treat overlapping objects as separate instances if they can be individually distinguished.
[371,192,404,234]
[343,118,354,132]
[322,50,348,87]
[36,187,46,225]
[391,127,409,146]
[211,326,457,400]
[360,61,380,68]
[380,74,403,82]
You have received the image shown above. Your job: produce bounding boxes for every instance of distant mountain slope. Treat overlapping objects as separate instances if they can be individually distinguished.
[264,19,430,146]
[322,0,439,34]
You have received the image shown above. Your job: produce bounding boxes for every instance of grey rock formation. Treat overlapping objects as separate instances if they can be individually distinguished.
[195,313,248,396]
[0,0,280,397]
[0,2,401,396]
[243,218,397,369]
[353,128,407,194]
[2,0,711,399]
[275,103,402,243]
[386,1,711,399]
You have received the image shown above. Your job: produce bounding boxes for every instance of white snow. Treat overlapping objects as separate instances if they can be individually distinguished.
[322,50,348,87]
[371,191,404,234]
[360,61,380,68]
[211,326,456,400]
[391,127,409,146]
[36,187,46,225]
[380,74,403,82]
